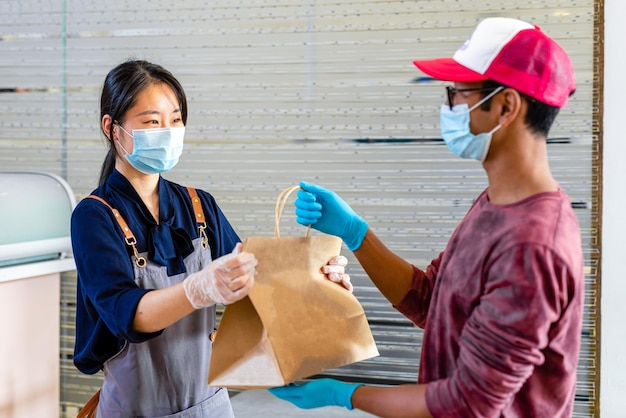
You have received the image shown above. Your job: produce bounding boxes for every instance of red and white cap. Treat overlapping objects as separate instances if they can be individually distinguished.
[413,17,576,108]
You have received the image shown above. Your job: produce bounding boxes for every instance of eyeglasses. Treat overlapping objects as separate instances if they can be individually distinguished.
[445,86,501,110]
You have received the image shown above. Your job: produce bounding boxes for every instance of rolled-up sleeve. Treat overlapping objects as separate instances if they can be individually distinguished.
[395,253,442,329]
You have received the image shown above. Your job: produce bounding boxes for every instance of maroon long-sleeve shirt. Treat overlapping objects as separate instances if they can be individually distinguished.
[396,188,584,418]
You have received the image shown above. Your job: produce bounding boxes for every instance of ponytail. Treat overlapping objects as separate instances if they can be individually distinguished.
[98,149,116,186]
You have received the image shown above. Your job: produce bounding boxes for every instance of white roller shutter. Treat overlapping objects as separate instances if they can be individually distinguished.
[0,1,598,416]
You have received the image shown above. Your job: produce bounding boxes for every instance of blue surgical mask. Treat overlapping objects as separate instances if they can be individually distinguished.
[117,126,185,174]
[440,87,503,162]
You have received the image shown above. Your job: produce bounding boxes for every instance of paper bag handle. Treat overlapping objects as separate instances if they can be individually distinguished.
[275,186,311,238]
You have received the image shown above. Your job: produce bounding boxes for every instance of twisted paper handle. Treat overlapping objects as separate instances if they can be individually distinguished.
[275,185,311,238]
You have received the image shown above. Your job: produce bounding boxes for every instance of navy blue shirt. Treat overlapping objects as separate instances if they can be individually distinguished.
[71,170,240,374]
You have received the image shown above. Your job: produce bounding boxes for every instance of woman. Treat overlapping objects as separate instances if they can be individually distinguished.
[71,59,350,417]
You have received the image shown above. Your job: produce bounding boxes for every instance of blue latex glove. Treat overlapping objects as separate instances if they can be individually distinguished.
[268,378,363,410]
[295,181,369,251]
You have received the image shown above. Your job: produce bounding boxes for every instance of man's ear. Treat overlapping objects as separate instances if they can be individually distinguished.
[498,88,522,127]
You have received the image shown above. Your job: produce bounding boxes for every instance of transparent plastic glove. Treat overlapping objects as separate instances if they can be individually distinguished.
[322,255,353,292]
[183,243,257,309]
[268,378,363,410]
[295,181,369,251]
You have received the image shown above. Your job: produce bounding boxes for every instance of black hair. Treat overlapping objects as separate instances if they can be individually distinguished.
[97,60,188,186]
[479,80,562,138]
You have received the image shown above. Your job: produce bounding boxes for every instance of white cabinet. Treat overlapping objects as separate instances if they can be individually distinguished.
[0,171,76,418]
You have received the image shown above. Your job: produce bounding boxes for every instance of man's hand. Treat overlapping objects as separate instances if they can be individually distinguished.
[295,181,369,251]
[268,378,363,410]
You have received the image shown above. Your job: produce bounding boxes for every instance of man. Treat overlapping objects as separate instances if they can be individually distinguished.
[268,17,584,418]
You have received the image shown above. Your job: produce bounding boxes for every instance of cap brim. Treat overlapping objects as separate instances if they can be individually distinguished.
[413,58,488,83]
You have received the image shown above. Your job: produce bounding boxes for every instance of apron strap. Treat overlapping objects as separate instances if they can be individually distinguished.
[86,195,147,268]
[186,187,209,249]
[76,388,100,418]
[86,188,208,267]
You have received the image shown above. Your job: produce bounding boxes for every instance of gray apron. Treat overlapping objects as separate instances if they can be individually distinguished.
[96,238,235,417]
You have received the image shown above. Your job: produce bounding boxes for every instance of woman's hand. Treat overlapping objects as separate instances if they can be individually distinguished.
[323,255,353,292]
[183,243,257,308]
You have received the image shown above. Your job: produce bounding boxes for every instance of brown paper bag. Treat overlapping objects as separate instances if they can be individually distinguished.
[208,186,379,389]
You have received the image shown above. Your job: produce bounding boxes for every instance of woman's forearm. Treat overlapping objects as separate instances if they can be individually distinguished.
[133,283,196,333]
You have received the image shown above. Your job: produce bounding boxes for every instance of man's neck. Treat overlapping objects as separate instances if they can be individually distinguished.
[484,136,557,205]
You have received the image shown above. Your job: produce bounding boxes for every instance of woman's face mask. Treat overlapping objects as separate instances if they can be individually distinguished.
[439,86,504,162]
[116,125,185,174]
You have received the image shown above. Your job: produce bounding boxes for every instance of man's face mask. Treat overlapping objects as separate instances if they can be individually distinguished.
[439,86,504,162]
[116,125,185,174]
